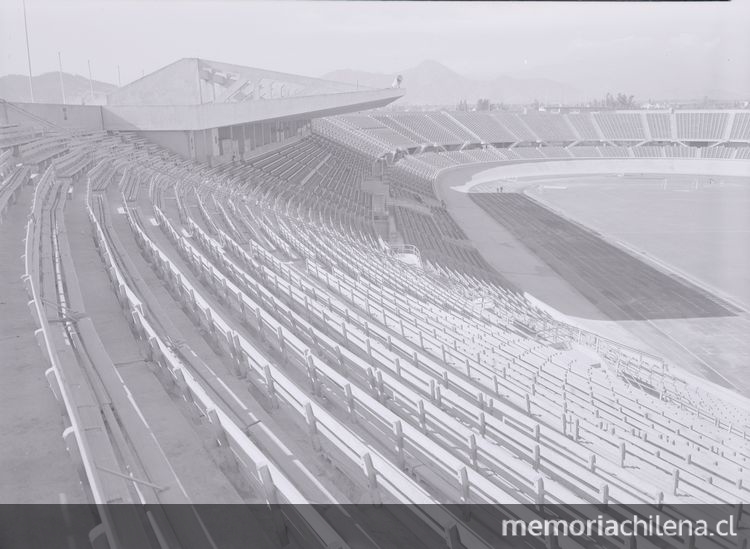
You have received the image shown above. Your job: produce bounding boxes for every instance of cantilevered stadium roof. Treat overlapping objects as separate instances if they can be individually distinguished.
[107,58,372,106]
[102,58,404,131]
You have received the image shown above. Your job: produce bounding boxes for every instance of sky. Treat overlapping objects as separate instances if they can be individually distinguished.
[1,0,749,99]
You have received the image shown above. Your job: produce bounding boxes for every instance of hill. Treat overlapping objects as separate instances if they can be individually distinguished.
[0,72,116,105]
[323,60,584,106]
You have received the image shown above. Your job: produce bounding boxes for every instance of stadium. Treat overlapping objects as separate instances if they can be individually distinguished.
[1,3,749,549]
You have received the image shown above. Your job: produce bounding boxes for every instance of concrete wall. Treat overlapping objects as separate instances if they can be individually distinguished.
[1,102,103,130]
[190,128,219,163]
[136,130,192,158]
[242,133,306,161]
[449,158,750,192]
[136,124,315,163]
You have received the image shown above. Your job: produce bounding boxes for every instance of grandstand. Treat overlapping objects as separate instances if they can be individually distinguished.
[335,109,750,152]
[2,57,750,549]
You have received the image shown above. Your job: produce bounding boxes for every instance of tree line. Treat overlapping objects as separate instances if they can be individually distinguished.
[456,92,638,111]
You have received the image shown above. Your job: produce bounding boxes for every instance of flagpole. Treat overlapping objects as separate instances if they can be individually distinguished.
[88,60,94,103]
[22,0,34,102]
[58,51,66,104]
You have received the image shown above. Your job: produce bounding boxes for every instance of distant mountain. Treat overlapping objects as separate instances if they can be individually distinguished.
[323,59,585,106]
[0,72,116,105]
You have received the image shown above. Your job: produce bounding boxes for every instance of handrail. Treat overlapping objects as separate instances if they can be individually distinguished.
[388,243,421,258]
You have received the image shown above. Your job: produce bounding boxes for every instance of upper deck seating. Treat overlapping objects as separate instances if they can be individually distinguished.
[367,127,418,149]
[338,114,418,149]
[593,112,646,141]
[729,113,750,141]
[491,113,538,142]
[676,112,729,141]
[519,113,577,142]
[339,114,383,129]
[566,113,601,141]
[425,112,476,143]
[380,113,468,145]
[312,117,391,158]
[449,112,518,143]
[319,111,750,156]
[646,112,673,140]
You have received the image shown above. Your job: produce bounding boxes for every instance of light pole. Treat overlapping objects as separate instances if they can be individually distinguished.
[58,51,66,104]
[88,60,95,104]
[22,0,34,102]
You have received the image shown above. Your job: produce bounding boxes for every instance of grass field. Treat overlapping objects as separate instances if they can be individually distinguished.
[524,174,750,310]
[469,192,738,320]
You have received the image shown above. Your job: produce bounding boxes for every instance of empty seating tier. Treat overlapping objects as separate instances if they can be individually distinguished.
[729,112,750,141]
[519,113,577,142]
[593,112,646,141]
[490,113,539,142]
[567,113,602,141]
[646,112,673,140]
[375,113,470,145]
[676,112,729,141]
[449,111,518,143]
[327,110,749,157]
[3,122,749,549]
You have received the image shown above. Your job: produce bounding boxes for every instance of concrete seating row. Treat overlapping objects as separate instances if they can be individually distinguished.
[334,110,750,151]
[0,165,31,222]
[85,187,346,548]
[264,215,749,504]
